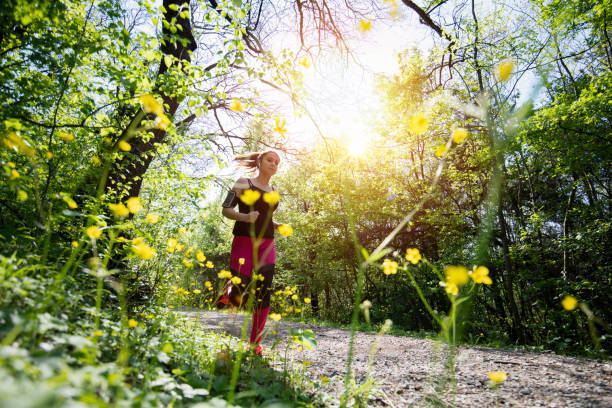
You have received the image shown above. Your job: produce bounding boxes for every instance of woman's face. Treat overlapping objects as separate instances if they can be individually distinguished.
[259,152,280,176]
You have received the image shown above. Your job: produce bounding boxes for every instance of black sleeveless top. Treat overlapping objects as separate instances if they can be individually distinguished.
[232,179,278,239]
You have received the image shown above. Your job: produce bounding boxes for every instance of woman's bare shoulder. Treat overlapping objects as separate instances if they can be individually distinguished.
[232,177,250,191]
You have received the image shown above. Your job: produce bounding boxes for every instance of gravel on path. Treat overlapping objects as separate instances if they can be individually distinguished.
[181,310,612,408]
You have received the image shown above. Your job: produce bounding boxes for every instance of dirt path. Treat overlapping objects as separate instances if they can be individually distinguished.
[182,310,612,407]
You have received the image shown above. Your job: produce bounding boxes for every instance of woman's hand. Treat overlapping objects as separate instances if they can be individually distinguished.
[244,211,260,223]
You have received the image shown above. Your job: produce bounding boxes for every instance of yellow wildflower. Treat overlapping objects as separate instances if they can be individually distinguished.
[92,330,103,337]
[292,294,298,300]
[382,259,398,275]
[17,190,28,201]
[497,59,514,82]
[231,276,241,285]
[263,191,280,205]
[182,259,193,268]
[304,298,311,304]
[218,270,232,279]
[178,227,186,234]
[145,213,159,223]
[167,238,178,253]
[445,265,469,286]
[86,226,102,239]
[269,313,281,321]
[193,289,201,294]
[119,141,131,151]
[561,295,578,311]
[488,371,508,383]
[229,99,244,112]
[357,20,372,33]
[442,281,458,296]
[140,94,164,116]
[205,281,212,288]
[320,376,329,383]
[409,112,429,135]
[405,248,421,264]
[45,151,53,159]
[302,360,311,366]
[452,128,468,144]
[128,319,138,328]
[92,156,101,165]
[58,131,74,142]
[273,118,287,136]
[240,189,261,205]
[126,197,142,213]
[238,257,245,265]
[156,113,171,130]
[109,202,129,218]
[72,241,79,248]
[435,144,447,157]
[132,238,156,260]
[470,266,492,284]
[206,261,214,268]
[298,57,311,69]
[9,169,19,179]
[196,251,206,262]
[277,224,293,237]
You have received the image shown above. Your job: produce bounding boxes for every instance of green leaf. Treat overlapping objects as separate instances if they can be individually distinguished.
[289,328,317,350]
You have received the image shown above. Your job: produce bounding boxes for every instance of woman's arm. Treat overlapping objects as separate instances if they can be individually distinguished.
[221,178,259,223]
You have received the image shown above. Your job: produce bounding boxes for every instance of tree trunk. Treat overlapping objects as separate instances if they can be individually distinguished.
[105,0,197,199]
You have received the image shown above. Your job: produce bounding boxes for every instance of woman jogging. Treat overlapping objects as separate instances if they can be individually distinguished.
[218,150,284,354]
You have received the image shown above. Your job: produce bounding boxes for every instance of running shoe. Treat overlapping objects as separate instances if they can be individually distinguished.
[215,280,232,309]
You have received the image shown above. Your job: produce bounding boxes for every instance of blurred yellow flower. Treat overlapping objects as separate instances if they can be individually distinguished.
[470,266,492,284]
[442,282,458,296]
[92,330,103,337]
[119,141,131,151]
[405,248,421,264]
[167,238,178,253]
[409,112,429,135]
[45,151,53,159]
[127,197,142,213]
[205,281,212,288]
[17,190,28,201]
[182,259,193,268]
[382,259,398,275]
[238,257,245,265]
[109,202,129,218]
[9,169,19,180]
[86,226,102,239]
[58,131,74,142]
[302,360,311,366]
[156,113,171,130]
[291,294,298,300]
[304,297,311,304]
[92,156,101,165]
[488,371,508,383]
[263,191,280,205]
[497,59,514,81]
[178,227,186,234]
[229,99,244,112]
[320,376,329,383]
[193,289,201,294]
[128,319,138,328]
[206,261,214,268]
[72,241,79,248]
[140,94,164,116]
[196,250,206,262]
[218,270,232,279]
[273,118,287,136]
[269,313,281,321]
[298,57,311,69]
[435,144,447,157]
[357,20,371,33]
[132,238,155,260]
[278,224,293,237]
[231,276,241,285]
[145,213,159,223]
[452,128,468,144]
[445,265,469,286]
[562,295,578,311]
[240,189,260,205]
